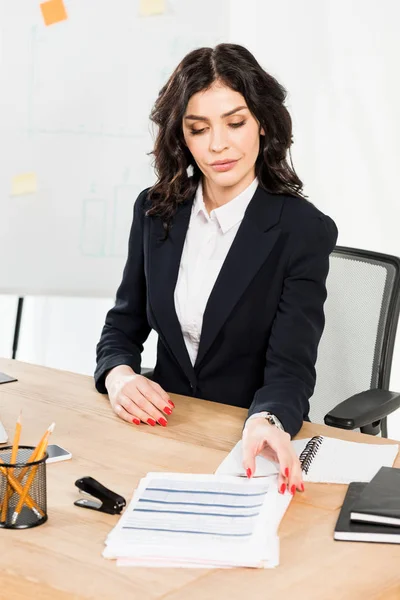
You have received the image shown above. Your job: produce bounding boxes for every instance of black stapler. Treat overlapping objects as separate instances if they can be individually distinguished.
[74,476,126,515]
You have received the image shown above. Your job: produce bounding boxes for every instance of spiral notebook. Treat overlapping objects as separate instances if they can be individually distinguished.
[215,436,399,484]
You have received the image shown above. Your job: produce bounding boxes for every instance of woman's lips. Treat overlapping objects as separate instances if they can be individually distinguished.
[210,160,239,172]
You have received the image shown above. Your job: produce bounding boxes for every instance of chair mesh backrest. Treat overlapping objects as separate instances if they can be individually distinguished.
[309,250,398,425]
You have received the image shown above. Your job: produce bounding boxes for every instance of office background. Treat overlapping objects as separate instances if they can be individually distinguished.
[1,0,399,436]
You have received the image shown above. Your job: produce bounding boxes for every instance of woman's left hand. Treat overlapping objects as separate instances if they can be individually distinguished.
[242,417,304,495]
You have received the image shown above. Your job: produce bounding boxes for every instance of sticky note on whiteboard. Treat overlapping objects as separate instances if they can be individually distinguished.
[40,0,68,26]
[11,173,37,196]
[139,0,166,17]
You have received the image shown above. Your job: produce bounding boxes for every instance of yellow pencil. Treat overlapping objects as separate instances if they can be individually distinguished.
[11,422,55,525]
[6,420,57,488]
[15,423,53,483]
[0,412,22,522]
[0,460,43,519]
[11,413,22,464]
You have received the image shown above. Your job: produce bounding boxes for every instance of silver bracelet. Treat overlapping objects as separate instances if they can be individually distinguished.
[246,411,285,431]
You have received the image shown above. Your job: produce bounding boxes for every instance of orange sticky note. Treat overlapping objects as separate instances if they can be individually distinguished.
[40,0,68,26]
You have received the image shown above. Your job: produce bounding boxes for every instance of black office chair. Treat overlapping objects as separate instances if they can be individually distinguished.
[143,246,400,439]
[313,246,400,437]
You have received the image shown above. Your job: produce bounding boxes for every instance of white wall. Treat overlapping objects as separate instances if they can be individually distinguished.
[0,295,158,375]
[229,0,400,437]
[1,0,399,438]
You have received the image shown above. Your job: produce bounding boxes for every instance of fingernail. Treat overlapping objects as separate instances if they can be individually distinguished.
[285,468,289,478]
[300,483,305,492]
[147,418,156,426]
[246,468,252,478]
[291,485,296,495]
[132,418,140,425]
[280,483,286,494]
[164,406,173,415]
[168,399,175,408]
[158,417,168,427]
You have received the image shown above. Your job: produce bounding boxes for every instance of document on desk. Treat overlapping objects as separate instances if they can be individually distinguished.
[104,473,292,568]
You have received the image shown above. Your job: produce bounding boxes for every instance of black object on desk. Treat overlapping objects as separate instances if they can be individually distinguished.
[350,466,400,526]
[74,476,126,515]
[334,482,400,544]
[0,372,18,384]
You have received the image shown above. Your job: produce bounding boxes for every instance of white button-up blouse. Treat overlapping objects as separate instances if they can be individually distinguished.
[174,176,259,366]
[173,176,283,431]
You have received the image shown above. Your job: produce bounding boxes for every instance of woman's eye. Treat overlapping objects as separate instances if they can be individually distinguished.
[189,121,246,136]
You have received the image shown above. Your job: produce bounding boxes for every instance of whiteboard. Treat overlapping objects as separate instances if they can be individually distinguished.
[0,0,229,297]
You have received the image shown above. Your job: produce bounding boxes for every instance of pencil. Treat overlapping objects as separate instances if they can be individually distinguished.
[0,412,22,522]
[15,422,54,483]
[6,420,57,489]
[11,422,55,525]
[0,460,43,519]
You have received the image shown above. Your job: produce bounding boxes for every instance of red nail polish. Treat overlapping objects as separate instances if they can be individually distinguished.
[300,483,305,492]
[285,468,289,478]
[158,417,168,427]
[168,399,175,408]
[291,485,296,495]
[280,483,286,494]
[147,418,156,426]
[246,468,252,478]
[132,418,140,425]
[164,406,173,415]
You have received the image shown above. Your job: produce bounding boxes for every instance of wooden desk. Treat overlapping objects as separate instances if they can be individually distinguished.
[0,358,399,600]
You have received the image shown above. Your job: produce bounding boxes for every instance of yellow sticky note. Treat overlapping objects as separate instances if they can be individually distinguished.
[40,0,68,27]
[11,173,37,196]
[139,0,166,17]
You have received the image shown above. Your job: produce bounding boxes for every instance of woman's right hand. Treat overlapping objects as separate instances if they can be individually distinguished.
[105,365,174,427]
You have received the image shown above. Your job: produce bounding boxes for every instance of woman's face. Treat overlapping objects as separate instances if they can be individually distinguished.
[182,82,264,192]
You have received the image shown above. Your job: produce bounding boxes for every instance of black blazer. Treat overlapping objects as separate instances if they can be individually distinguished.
[95,185,338,437]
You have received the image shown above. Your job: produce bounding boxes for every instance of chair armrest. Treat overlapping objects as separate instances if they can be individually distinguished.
[141,368,154,381]
[324,389,400,429]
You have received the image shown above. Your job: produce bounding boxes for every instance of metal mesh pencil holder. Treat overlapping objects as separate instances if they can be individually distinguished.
[0,445,48,529]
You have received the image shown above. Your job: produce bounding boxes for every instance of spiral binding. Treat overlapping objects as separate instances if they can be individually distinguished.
[299,435,324,474]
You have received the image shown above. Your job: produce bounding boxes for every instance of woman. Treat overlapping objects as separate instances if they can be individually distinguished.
[95,44,338,496]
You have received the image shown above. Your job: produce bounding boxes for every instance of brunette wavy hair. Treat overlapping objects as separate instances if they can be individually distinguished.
[146,43,306,233]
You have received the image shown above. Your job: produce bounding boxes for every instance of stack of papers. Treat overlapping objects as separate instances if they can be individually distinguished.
[103,473,292,568]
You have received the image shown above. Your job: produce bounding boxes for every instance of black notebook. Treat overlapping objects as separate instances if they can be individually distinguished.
[350,467,400,526]
[334,482,400,544]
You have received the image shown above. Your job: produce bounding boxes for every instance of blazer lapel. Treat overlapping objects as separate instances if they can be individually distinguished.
[147,196,196,386]
[194,186,285,370]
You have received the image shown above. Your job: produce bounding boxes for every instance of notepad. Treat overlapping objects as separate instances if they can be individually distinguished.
[350,467,400,526]
[215,436,399,484]
[103,473,292,568]
[334,482,400,544]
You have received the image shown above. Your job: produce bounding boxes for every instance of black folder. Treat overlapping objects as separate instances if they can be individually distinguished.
[350,467,400,527]
[334,482,400,544]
